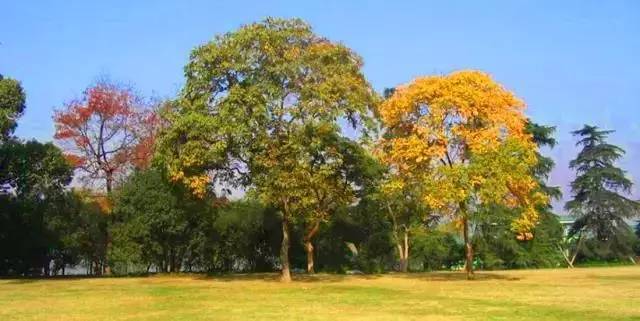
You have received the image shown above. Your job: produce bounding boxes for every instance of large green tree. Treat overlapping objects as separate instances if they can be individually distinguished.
[0,140,74,275]
[157,18,377,281]
[110,168,215,274]
[565,125,640,262]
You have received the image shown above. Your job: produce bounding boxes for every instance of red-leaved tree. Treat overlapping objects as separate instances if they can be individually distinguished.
[54,80,156,193]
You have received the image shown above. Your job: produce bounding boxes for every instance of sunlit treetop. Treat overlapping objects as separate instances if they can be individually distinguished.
[379,70,531,170]
[54,80,154,192]
[157,18,378,197]
[378,70,545,235]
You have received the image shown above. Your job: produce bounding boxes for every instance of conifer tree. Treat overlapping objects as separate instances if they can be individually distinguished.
[565,125,640,259]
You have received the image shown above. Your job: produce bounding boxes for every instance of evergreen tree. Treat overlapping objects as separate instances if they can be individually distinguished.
[565,125,640,257]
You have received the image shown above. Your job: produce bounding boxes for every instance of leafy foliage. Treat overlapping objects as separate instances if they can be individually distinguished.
[378,71,545,277]
[111,168,215,273]
[0,74,26,141]
[54,80,155,192]
[565,125,640,241]
[157,18,378,280]
[0,140,75,275]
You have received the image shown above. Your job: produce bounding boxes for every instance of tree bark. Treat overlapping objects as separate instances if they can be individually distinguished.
[387,202,410,272]
[280,202,292,282]
[102,172,114,275]
[557,244,574,268]
[569,232,584,268]
[396,228,409,272]
[304,221,321,274]
[403,227,409,272]
[463,216,474,279]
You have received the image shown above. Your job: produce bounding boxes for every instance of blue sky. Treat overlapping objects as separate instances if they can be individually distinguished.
[2,0,639,212]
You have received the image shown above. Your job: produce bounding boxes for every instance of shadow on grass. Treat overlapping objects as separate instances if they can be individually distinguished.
[192,270,520,283]
[0,272,153,284]
[1,270,520,284]
[393,271,521,282]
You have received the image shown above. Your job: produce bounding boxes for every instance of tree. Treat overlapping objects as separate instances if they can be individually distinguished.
[371,87,430,273]
[473,121,565,269]
[53,80,153,193]
[378,71,545,278]
[565,125,640,263]
[111,168,215,274]
[0,140,74,275]
[293,133,378,273]
[157,18,377,281]
[56,189,110,275]
[0,74,26,142]
[373,174,427,272]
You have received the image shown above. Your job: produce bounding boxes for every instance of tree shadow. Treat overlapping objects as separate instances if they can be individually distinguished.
[191,271,520,283]
[0,273,153,284]
[394,271,521,282]
[1,271,520,285]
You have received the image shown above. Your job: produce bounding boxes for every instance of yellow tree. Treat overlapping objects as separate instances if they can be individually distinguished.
[378,70,546,278]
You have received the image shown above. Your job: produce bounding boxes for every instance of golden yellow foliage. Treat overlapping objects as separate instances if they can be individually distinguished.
[378,70,546,235]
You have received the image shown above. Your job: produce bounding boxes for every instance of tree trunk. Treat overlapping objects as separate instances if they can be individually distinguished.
[280,205,292,282]
[403,228,409,272]
[396,228,410,272]
[304,221,321,274]
[463,216,474,279]
[569,232,584,268]
[103,173,113,275]
[305,241,315,274]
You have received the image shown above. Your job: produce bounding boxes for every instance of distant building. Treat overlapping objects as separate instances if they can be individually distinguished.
[556,216,575,236]
[555,215,639,237]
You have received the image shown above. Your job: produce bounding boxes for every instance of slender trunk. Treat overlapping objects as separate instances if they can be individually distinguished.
[304,221,321,274]
[305,241,315,274]
[569,232,584,267]
[280,202,291,282]
[387,202,409,272]
[558,244,574,268]
[396,227,410,272]
[463,216,474,279]
[94,260,101,276]
[403,228,409,272]
[103,174,113,275]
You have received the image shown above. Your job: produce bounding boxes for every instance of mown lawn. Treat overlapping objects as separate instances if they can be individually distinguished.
[1,266,639,321]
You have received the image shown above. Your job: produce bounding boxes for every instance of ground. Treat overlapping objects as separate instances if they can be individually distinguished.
[1,266,638,321]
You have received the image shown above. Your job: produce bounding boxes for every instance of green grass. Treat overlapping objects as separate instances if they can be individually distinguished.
[1,266,639,320]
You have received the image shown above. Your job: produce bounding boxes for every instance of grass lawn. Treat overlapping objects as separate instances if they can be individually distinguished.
[1,266,639,321]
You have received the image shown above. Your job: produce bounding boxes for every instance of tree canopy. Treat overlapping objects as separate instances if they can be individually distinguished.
[378,71,546,277]
[0,74,26,142]
[566,125,640,242]
[157,18,378,281]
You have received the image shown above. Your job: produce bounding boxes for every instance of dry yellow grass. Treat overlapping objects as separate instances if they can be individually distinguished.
[1,266,639,320]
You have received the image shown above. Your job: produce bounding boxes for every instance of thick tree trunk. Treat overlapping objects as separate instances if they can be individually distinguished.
[280,206,292,282]
[304,221,321,274]
[463,216,474,279]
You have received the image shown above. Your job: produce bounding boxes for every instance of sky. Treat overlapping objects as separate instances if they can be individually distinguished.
[2,0,639,213]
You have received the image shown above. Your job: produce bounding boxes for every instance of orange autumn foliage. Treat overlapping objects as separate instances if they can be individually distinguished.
[378,70,546,235]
